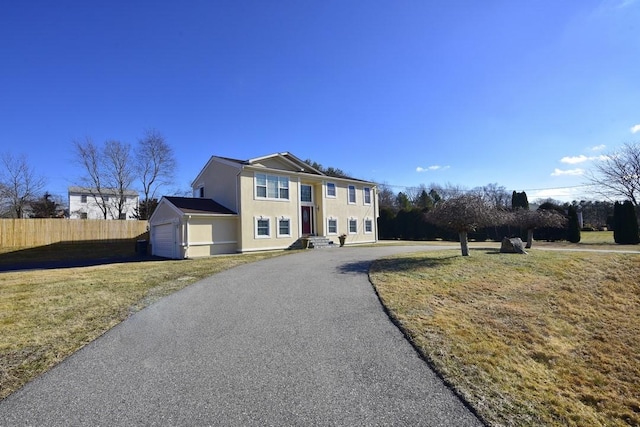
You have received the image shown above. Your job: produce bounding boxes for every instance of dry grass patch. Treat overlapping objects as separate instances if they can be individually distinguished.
[0,251,286,400]
[370,249,640,427]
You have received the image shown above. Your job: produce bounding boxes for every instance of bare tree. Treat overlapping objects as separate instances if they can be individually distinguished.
[377,183,396,210]
[425,194,506,256]
[480,183,511,209]
[136,129,176,219]
[586,142,640,206]
[104,140,135,219]
[429,182,466,200]
[73,137,135,219]
[510,209,567,248]
[0,152,46,218]
[73,137,109,218]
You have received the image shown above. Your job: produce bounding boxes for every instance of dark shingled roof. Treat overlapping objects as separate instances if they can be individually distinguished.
[165,197,236,215]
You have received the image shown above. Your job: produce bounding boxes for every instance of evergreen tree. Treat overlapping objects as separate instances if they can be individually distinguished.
[511,191,529,210]
[614,201,640,244]
[567,205,581,243]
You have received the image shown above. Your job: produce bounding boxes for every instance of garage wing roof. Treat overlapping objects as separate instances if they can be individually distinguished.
[165,197,236,215]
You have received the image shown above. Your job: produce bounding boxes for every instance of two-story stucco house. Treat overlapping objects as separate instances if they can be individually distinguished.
[68,186,139,220]
[149,152,378,258]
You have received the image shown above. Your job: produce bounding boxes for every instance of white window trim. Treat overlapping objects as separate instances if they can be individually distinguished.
[327,217,338,235]
[255,173,290,201]
[364,218,373,234]
[300,184,313,203]
[348,218,358,234]
[348,185,356,204]
[255,216,271,239]
[326,182,337,198]
[277,216,292,238]
[363,187,371,205]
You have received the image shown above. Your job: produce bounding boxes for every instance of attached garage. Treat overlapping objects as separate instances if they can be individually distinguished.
[152,222,178,259]
[149,196,238,259]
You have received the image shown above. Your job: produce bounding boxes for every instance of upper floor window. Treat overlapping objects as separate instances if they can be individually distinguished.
[348,185,356,204]
[80,195,87,203]
[326,182,336,198]
[363,187,371,205]
[300,184,312,202]
[195,186,204,198]
[255,173,289,200]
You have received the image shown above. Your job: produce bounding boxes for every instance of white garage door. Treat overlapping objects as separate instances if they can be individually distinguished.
[153,223,177,259]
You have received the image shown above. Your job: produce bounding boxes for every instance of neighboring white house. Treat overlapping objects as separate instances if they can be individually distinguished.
[149,152,379,258]
[68,186,139,220]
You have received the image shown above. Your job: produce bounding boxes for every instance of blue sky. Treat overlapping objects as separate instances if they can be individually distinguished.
[2,0,639,203]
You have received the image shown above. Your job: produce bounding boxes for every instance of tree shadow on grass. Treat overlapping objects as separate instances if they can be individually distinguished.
[0,240,168,273]
[337,254,459,276]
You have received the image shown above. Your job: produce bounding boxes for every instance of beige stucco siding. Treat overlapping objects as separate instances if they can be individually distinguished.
[321,181,377,245]
[237,171,300,251]
[193,159,239,212]
[184,216,238,257]
[150,201,179,224]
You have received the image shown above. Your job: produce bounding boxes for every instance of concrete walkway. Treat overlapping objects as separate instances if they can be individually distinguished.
[0,246,482,426]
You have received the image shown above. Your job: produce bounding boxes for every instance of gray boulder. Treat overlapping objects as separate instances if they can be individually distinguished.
[500,237,528,254]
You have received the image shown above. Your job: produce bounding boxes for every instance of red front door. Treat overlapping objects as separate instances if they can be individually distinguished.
[301,206,313,235]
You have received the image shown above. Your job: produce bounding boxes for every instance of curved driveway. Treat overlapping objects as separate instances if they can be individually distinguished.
[1,246,482,426]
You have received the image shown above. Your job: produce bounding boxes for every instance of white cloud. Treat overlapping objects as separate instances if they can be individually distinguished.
[590,144,606,151]
[416,165,450,173]
[561,155,589,164]
[631,124,640,134]
[560,154,609,164]
[551,168,585,176]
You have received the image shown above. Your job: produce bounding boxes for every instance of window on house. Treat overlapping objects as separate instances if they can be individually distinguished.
[363,187,371,205]
[197,187,204,198]
[349,218,357,234]
[348,185,356,204]
[301,184,312,202]
[278,217,291,237]
[80,212,88,219]
[104,196,109,202]
[256,173,289,200]
[256,217,270,238]
[119,213,127,220]
[80,195,87,203]
[327,218,338,234]
[364,218,373,233]
[326,182,336,198]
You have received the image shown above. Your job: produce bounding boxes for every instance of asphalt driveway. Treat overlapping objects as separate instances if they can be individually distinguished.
[0,245,483,426]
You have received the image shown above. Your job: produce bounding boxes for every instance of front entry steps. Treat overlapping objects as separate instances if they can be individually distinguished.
[288,236,334,250]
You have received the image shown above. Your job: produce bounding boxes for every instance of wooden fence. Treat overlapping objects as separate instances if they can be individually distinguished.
[0,219,149,248]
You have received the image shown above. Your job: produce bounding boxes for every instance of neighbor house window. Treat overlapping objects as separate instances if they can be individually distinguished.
[278,217,291,237]
[327,218,338,234]
[363,187,371,205]
[80,195,87,203]
[255,173,289,200]
[300,184,312,202]
[364,218,373,233]
[256,217,270,238]
[104,196,109,202]
[349,218,357,234]
[196,186,204,198]
[80,212,88,219]
[326,182,336,198]
[348,185,356,204]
